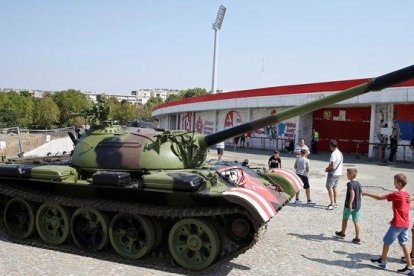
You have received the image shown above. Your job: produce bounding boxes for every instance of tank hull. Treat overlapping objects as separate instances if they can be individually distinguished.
[0,161,293,271]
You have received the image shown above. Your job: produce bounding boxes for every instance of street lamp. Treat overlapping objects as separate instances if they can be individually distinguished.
[211,5,226,94]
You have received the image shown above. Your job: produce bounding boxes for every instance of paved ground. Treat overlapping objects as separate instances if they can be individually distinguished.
[1,148,414,275]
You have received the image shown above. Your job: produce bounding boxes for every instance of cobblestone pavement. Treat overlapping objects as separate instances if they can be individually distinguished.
[1,148,414,275]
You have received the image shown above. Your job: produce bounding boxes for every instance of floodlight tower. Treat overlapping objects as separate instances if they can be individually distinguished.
[211,5,226,94]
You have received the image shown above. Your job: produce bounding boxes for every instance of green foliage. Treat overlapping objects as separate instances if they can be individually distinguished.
[181,87,208,98]
[19,90,31,97]
[0,87,208,128]
[165,93,183,102]
[32,96,60,129]
[165,88,208,103]
[52,90,92,127]
[142,96,163,121]
[106,97,139,124]
[0,91,33,127]
[107,97,120,119]
[114,101,139,124]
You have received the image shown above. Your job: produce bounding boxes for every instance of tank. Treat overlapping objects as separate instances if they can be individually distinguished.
[0,65,414,271]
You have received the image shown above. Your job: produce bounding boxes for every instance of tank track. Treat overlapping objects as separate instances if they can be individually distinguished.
[0,183,265,273]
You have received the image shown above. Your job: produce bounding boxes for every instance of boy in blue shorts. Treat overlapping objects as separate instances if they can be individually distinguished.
[335,168,361,244]
[363,173,414,274]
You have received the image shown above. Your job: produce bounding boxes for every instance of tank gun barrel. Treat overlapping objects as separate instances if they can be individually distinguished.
[202,64,414,147]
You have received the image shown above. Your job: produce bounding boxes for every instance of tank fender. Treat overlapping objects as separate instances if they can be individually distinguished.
[223,187,277,224]
[267,168,304,196]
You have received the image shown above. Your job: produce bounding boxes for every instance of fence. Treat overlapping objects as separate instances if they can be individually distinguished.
[0,127,74,158]
[229,136,291,152]
[370,142,413,163]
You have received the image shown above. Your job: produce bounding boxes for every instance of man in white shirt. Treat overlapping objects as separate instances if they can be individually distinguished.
[325,140,343,210]
[294,138,310,158]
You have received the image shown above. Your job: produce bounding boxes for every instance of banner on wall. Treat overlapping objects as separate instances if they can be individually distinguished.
[217,110,248,132]
[180,112,193,131]
[194,111,215,135]
[251,108,296,140]
[224,110,243,128]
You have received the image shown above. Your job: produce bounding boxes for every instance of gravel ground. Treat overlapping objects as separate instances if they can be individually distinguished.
[1,148,414,275]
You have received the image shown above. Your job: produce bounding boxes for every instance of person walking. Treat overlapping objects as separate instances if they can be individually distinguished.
[294,138,310,157]
[325,139,343,210]
[311,129,319,154]
[335,168,362,244]
[363,173,413,274]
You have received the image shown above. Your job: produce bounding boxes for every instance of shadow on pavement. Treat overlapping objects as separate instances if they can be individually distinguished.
[206,262,251,275]
[286,203,328,210]
[334,250,401,265]
[301,254,377,271]
[302,250,403,272]
[0,231,240,276]
[287,232,351,243]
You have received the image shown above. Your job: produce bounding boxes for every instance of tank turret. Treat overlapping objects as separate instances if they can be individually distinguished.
[72,64,414,171]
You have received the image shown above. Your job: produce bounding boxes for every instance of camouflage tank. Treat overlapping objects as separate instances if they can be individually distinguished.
[0,65,413,271]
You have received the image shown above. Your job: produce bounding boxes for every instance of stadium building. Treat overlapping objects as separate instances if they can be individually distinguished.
[153,78,414,161]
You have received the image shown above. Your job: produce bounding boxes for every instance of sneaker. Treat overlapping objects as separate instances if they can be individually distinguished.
[294,199,302,204]
[371,257,387,269]
[335,231,345,238]
[333,203,338,208]
[397,265,414,274]
[327,204,334,210]
[352,238,361,244]
[306,200,316,205]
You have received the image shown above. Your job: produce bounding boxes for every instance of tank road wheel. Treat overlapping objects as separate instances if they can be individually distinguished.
[71,208,109,251]
[4,198,37,239]
[168,218,220,271]
[36,203,71,245]
[109,214,155,259]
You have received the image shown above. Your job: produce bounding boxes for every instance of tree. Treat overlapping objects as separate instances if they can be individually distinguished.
[32,96,60,129]
[164,88,208,103]
[19,90,31,97]
[0,91,33,127]
[53,90,92,127]
[181,87,208,98]
[114,102,139,124]
[107,97,120,120]
[142,96,163,121]
[165,93,183,102]
[106,97,140,124]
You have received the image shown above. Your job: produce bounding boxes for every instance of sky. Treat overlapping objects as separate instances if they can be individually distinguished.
[1,1,413,94]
